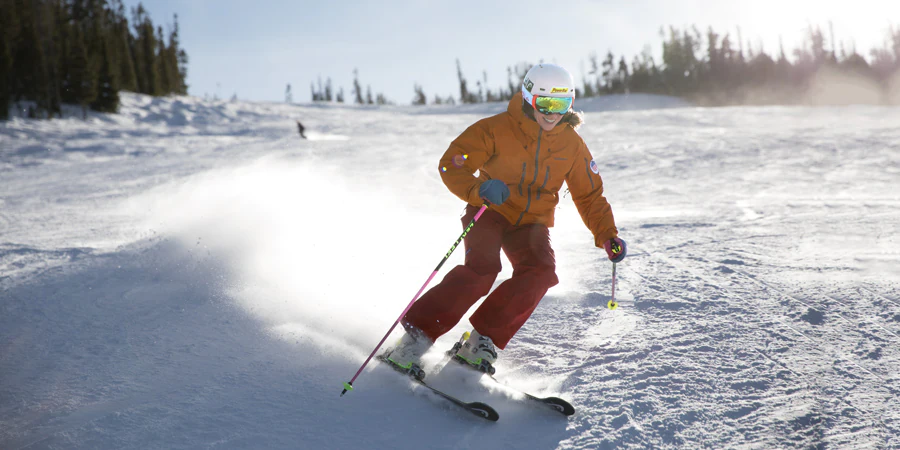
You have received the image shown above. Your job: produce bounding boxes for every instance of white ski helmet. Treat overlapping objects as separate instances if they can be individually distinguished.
[522,63,575,99]
[522,63,575,114]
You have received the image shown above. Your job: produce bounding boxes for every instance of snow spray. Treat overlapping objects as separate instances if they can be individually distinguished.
[341,203,490,396]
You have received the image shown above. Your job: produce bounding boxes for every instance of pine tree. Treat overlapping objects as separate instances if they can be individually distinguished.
[893,25,900,64]
[587,52,602,95]
[110,0,137,91]
[601,51,615,93]
[747,51,776,87]
[412,83,426,105]
[870,27,898,84]
[456,59,476,103]
[704,27,723,91]
[130,5,146,93]
[352,69,363,104]
[0,38,10,119]
[59,15,75,105]
[176,47,188,95]
[156,25,171,93]
[43,0,66,117]
[0,0,19,120]
[616,56,630,93]
[775,37,793,88]
[477,71,486,102]
[166,13,186,94]
[132,4,160,96]
[13,0,52,116]
[91,37,120,112]
[67,26,98,118]
[629,52,653,94]
[507,66,518,99]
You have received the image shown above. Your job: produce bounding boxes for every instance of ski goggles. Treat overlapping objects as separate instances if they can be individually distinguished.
[523,89,574,115]
[533,96,573,114]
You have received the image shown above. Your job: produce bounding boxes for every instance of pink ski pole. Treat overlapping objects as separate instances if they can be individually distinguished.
[341,203,489,396]
[608,262,619,310]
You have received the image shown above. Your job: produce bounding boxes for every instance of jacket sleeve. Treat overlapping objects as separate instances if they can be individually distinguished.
[566,140,618,248]
[438,118,495,205]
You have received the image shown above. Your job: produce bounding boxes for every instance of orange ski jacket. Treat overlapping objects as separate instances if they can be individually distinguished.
[439,92,618,248]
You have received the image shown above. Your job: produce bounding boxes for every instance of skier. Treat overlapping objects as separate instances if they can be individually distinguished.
[385,63,627,375]
[296,120,307,139]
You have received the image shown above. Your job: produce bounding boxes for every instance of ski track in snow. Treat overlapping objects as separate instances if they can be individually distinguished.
[1,93,899,449]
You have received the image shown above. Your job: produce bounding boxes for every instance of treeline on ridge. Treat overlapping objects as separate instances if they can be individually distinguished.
[309,24,900,106]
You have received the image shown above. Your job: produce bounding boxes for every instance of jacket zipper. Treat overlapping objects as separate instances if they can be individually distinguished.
[517,163,526,196]
[537,166,550,200]
[515,129,542,225]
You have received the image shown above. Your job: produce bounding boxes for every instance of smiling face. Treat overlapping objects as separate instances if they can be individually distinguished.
[534,109,563,131]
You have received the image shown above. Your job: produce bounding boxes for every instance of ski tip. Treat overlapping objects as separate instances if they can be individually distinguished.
[544,397,576,416]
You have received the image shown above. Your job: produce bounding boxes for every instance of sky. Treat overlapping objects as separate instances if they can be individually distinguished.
[123,0,900,104]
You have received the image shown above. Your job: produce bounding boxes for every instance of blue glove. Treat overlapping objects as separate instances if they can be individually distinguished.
[478,179,510,205]
[604,237,627,262]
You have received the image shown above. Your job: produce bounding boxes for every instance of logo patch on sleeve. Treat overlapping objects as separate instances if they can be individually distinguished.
[590,161,600,174]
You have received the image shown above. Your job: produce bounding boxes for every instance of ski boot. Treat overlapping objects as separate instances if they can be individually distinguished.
[383,328,430,381]
[450,330,498,375]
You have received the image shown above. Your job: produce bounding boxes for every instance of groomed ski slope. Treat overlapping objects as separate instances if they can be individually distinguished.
[1,92,898,449]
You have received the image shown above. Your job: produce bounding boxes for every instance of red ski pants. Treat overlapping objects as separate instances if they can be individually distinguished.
[403,205,559,349]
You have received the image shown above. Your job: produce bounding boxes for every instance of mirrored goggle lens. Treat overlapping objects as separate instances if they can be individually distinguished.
[533,96,573,114]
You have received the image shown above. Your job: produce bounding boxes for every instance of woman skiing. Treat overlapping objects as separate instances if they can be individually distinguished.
[386,63,626,376]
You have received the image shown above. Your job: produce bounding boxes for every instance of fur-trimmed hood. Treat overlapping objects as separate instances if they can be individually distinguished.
[560,109,584,129]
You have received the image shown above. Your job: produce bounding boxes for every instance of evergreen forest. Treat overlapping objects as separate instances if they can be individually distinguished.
[0,0,188,120]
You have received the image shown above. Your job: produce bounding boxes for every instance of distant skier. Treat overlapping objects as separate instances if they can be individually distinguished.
[296,120,306,139]
[384,63,627,375]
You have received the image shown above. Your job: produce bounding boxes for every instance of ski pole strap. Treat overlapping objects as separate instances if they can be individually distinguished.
[341,203,490,396]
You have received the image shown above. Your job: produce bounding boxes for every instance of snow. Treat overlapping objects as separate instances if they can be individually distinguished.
[2,92,899,449]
